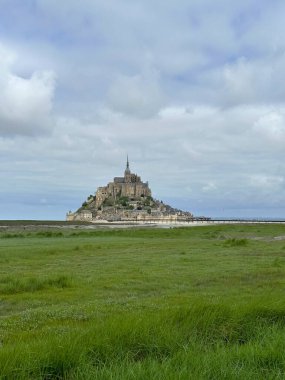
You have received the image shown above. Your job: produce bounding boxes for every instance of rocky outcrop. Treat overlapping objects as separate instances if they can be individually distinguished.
[67,159,193,222]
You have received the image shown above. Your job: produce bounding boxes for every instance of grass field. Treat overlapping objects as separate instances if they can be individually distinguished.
[1,223,285,379]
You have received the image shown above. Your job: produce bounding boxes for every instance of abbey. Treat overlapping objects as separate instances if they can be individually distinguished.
[95,157,151,208]
[66,158,194,223]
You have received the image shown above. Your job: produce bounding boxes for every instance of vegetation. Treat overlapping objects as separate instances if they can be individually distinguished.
[113,194,157,211]
[1,223,285,379]
[116,196,129,207]
[142,195,154,207]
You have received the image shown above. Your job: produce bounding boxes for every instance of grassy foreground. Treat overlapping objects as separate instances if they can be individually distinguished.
[1,224,285,379]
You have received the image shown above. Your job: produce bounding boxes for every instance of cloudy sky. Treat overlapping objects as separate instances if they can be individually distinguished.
[1,0,285,219]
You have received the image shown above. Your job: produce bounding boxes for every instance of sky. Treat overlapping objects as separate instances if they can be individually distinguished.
[0,0,285,220]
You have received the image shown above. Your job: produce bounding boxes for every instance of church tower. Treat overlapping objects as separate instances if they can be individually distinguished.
[124,155,131,182]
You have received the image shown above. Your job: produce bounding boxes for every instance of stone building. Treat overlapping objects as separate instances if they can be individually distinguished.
[95,157,151,207]
[66,158,194,223]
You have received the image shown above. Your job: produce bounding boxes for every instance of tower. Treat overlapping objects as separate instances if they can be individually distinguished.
[124,155,131,179]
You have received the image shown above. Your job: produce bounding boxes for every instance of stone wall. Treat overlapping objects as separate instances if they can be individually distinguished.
[66,210,93,221]
[94,169,151,208]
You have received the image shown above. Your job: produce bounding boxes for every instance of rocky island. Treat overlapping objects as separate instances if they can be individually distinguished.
[67,158,194,223]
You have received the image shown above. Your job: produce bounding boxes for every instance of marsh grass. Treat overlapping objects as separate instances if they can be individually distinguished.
[35,231,64,238]
[1,224,285,379]
[0,233,25,239]
[0,274,73,294]
[2,303,285,379]
[223,238,249,247]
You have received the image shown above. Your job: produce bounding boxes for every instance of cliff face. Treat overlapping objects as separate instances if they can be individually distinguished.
[66,160,193,222]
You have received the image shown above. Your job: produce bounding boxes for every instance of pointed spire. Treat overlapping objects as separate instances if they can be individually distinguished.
[125,155,131,177]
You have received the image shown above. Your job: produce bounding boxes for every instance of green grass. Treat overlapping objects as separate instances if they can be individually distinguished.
[1,223,285,379]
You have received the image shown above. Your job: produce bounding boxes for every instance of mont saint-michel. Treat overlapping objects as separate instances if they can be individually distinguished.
[67,158,194,223]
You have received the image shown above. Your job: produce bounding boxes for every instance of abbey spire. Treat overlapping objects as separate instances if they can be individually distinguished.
[125,155,131,176]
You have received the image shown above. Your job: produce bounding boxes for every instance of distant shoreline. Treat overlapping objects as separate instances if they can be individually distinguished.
[0,219,285,229]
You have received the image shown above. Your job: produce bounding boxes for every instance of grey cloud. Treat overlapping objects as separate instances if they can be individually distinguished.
[221,55,285,106]
[107,69,165,118]
[0,44,56,136]
[1,101,285,218]
[6,0,285,110]
[1,0,285,218]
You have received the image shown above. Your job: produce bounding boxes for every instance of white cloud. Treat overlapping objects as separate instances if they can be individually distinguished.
[249,175,284,189]
[202,182,217,192]
[108,68,164,118]
[0,43,56,136]
[0,43,16,68]
[253,109,285,143]
[219,54,285,106]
